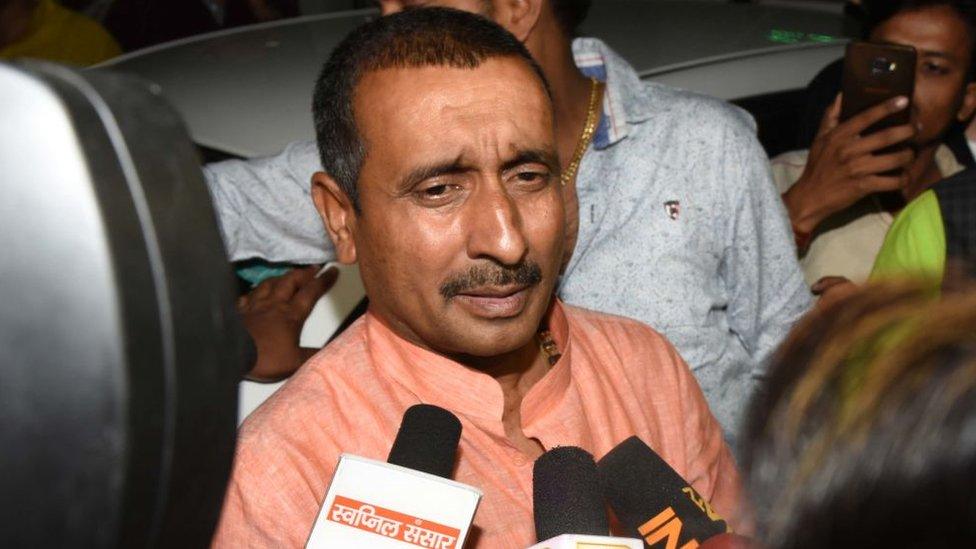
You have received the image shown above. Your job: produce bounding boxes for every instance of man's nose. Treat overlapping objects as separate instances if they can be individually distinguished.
[465,184,529,267]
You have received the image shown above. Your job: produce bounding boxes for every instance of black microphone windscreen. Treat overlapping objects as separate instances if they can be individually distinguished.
[387,404,462,479]
[533,446,610,541]
[598,436,727,546]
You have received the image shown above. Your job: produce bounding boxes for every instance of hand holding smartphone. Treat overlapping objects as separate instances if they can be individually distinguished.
[841,41,918,161]
[783,41,919,236]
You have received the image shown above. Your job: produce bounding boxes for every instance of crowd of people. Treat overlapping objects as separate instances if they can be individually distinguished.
[201,1,976,547]
[5,0,976,547]
[0,0,319,63]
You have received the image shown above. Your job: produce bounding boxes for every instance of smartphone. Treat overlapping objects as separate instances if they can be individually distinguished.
[840,41,917,135]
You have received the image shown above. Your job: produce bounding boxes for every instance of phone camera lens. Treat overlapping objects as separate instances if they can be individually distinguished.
[871,57,893,75]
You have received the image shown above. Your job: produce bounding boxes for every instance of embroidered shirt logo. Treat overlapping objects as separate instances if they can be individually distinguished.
[664,200,681,220]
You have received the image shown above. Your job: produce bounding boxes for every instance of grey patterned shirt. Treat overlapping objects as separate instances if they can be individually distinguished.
[204,38,812,448]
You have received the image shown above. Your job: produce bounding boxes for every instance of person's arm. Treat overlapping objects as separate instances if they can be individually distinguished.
[240,265,339,381]
[782,95,916,248]
[204,140,336,264]
[664,340,753,537]
[203,141,341,379]
[719,113,812,374]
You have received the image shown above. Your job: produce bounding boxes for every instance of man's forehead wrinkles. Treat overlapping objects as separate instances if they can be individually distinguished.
[370,60,547,104]
[920,49,957,61]
[437,104,548,146]
[877,14,970,46]
[407,142,554,173]
[357,65,551,137]
[437,91,544,119]
[390,89,539,130]
[476,128,501,158]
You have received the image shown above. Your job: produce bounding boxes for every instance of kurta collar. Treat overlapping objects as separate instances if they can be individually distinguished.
[364,300,573,423]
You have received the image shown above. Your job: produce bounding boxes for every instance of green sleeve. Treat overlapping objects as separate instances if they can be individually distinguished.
[871,190,946,286]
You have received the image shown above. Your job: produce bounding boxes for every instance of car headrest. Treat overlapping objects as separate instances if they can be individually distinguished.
[0,61,249,547]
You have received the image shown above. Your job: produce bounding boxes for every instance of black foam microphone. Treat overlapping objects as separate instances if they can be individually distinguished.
[528,447,643,548]
[597,436,729,548]
[387,404,463,478]
[533,446,610,540]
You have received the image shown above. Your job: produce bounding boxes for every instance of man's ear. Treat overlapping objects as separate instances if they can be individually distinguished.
[957,81,976,122]
[492,0,543,42]
[311,172,358,264]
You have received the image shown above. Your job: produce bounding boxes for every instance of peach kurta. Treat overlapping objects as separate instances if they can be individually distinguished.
[213,301,746,547]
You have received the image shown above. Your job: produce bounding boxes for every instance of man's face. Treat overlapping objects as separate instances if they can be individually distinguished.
[871,5,976,147]
[376,0,492,17]
[332,58,564,360]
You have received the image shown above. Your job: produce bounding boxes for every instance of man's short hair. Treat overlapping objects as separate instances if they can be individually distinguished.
[743,281,976,548]
[312,7,551,209]
[862,0,976,31]
[862,0,976,76]
[551,0,592,36]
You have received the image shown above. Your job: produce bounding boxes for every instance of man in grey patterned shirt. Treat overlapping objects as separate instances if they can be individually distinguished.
[208,0,812,447]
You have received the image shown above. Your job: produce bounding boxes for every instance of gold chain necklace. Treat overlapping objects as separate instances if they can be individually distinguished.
[536,79,603,367]
[537,329,561,366]
[560,77,604,187]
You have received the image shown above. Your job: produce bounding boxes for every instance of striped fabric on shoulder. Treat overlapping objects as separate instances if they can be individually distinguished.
[932,168,976,271]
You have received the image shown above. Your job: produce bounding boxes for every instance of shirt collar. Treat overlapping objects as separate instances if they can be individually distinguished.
[364,300,573,422]
[936,143,965,178]
[572,37,653,149]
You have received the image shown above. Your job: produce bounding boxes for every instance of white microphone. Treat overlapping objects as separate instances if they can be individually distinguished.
[526,447,642,549]
[306,405,482,548]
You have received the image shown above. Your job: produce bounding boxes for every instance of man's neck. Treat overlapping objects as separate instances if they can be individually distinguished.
[526,32,593,172]
[464,337,551,459]
[464,337,550,403]
[902,144,945,202]
[524,24,594,271]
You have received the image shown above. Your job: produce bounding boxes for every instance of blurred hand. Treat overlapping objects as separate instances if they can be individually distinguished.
[239,264,338,382]
[784,94,916,236]
[812,275,859,311]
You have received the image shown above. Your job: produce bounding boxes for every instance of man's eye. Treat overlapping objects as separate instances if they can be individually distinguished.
[517,172,545,182]
[922,62,950,75]
[423,184,449,197]
[513,171,551,188]
[414,183,460,205]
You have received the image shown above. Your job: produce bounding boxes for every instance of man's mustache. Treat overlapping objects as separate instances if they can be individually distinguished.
[439,261,543,299]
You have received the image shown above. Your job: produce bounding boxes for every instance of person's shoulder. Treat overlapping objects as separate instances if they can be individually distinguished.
[47,1,121,62]
[563,305,698,407]
[770,149,811,193]
[220,317,384,545]
[563,304,679,365]
[871,189,945,284]
[639,81,756,132]
[238,317,371,444]
[933,165,976,198]
[885,189,942,246]
[770,148,810,166]
[565,302,658,332]
[203,139,320,178]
